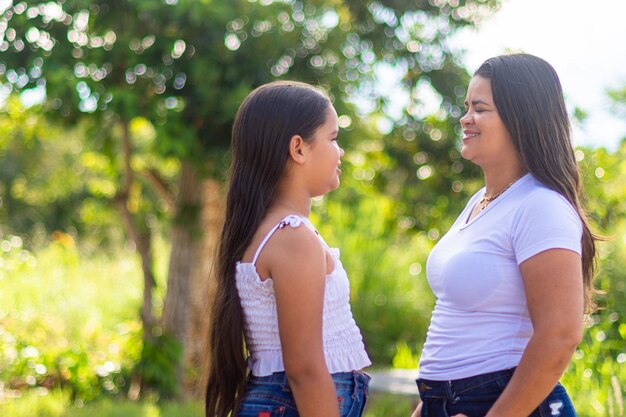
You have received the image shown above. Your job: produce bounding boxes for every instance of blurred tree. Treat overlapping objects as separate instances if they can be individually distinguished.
[0,99,72,245]
[0,96,175,248]
[0,0,498,398]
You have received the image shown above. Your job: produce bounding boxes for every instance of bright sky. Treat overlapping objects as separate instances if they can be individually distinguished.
[449,0,626,150]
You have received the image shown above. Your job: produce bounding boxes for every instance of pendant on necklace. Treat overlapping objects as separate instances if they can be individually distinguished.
[478,174,524,212]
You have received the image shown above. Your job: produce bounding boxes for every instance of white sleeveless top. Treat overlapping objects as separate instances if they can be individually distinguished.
[235,214,371,376]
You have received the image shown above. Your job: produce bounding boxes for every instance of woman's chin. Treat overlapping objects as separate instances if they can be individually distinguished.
[460,147,474,161]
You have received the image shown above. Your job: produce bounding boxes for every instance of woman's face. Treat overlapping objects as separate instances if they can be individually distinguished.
[459,76,518,169]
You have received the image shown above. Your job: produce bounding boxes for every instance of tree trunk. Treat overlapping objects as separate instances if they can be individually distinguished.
[114,119,156,400]
[162,161,201,395]
[184,178,224,398]
[116,118,156,335]
[162,164,225,399]
[162,162,226,400]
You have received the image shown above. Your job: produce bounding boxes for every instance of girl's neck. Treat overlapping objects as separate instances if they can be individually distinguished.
[270,196,311,218]
[272,176,314,217]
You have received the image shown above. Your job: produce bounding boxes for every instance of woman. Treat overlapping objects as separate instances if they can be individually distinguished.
[412,54,598,417]
[206,81,371,417]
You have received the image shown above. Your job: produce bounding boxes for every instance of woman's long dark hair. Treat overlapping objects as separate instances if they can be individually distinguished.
[205,81,331,417]
[475,53,598,311]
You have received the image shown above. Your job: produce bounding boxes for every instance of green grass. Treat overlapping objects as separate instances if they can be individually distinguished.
[0,390,203,417]
[0,390,416,417]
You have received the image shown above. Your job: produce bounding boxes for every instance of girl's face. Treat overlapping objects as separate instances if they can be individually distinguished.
[303,105,344,197]
[459,76,518,169]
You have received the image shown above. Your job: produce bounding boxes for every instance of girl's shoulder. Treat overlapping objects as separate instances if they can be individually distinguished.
[250,214,327,278]
[263,215,323,258]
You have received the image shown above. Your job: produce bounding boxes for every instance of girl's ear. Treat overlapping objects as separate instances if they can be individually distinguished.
[288,135,307,165]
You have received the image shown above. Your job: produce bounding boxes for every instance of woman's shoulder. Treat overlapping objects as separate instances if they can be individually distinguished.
[517,176,575,211]
[511,176,581,230]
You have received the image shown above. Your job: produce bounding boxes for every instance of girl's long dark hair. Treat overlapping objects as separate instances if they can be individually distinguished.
[205,81,331,417]
[475,53,599,312]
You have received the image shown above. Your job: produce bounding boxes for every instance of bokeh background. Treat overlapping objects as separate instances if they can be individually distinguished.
[1,1,625,416]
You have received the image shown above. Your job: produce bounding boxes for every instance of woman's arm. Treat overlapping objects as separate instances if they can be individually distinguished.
[485,248,584,417]
[411,401,422,417]
[269,226,340,417]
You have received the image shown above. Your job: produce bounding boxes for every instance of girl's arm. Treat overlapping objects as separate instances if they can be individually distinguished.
[484,248,584,417]
[269,225,340,417]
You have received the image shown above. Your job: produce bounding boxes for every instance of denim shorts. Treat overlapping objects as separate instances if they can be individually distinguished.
[235,370,370,417]
[416,368,576,417]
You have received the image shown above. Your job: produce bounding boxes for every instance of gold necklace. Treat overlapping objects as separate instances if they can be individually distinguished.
[478,174,525,212]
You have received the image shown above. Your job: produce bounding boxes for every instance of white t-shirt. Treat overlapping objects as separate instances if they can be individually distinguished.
[418,174,582,380]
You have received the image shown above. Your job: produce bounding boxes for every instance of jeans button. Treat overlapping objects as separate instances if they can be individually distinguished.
[420,382,432,392]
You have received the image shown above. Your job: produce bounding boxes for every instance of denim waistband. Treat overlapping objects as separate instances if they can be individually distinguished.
[249,370,370,389]
[416,367,516,400]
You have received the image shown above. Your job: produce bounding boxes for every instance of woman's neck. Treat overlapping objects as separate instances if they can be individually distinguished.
[483,164,527,197]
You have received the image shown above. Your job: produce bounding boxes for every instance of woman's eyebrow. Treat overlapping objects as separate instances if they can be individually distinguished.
[464,98,491,107]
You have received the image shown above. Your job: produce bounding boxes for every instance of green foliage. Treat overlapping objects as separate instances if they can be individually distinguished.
[311,190,435,365]
[0,390,69,417]
[0,98,101,242]
[560,141,626,417]
[0,391,204,417]
[609,86,626,118]
[134,333,182,400]
[2,0,501,397]
[0,0,498,216]
[364,393,415,417]
[392,342,420,369]
[0,391,416,417]
[0,98,180,254]
[3,141,626,412]
[0,236,144,401]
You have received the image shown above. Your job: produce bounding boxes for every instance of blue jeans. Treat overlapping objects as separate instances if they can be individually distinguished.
[416,368,576,417]
[236,370,370,417]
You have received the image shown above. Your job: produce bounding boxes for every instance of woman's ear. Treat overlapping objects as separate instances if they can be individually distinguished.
[288,135,307,164]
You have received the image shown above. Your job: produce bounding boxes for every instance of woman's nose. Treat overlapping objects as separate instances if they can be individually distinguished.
[460,111,471,126]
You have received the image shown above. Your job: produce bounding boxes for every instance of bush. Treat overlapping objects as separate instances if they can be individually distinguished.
[312,193,436,366]
[0,237,143,401]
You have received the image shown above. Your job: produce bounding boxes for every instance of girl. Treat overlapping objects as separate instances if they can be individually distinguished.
[206,81,371,417]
